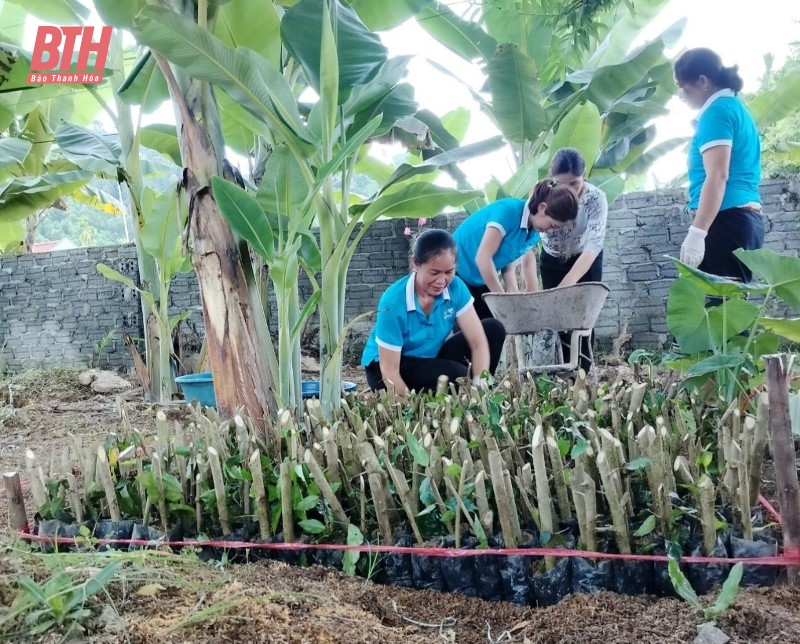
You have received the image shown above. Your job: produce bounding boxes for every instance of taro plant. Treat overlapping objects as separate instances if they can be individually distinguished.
[666,248,800,404]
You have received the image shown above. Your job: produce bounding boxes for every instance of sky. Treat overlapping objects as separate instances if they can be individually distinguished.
[374,0,800,191]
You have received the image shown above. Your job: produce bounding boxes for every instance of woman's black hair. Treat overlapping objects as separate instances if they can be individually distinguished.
[674,48,744,93]
[412,228,457,265]
[549,147,586,177]
[527,179,579,224]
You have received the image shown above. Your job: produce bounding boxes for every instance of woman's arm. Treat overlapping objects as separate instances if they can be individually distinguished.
[501,263,520,292]
[521,249,539,292]
[456,308,490,378]
[475,228,505,292]
[378,346,408,398]
[559,250,598,287]
[694,145,731,230]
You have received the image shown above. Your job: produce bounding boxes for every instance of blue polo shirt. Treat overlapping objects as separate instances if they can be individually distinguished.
[687,89,761,211]
[361,273,474,366]
[452,198,541,286]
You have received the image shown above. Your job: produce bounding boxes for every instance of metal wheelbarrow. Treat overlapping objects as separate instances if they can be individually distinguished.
[483,282,610,375]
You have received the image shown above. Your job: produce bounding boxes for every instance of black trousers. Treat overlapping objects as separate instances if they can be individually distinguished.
[462,281,494,320]
[698,207,765,282]
[539,249,604,373]
[364,318,506,392]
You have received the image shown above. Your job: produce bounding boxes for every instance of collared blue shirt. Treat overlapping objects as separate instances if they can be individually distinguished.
[452,198,541,286]
[687,89,761,211]
[361,273,474,366]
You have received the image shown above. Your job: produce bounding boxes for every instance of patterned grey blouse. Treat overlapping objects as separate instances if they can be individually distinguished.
[541,181,608,259]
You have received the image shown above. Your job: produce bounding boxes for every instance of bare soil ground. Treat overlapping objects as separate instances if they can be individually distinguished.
[1,366,800,644]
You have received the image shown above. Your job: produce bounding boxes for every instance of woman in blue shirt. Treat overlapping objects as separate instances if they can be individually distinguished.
[361,229,506,396]
[674,48,764,282]
[452,178,579,319]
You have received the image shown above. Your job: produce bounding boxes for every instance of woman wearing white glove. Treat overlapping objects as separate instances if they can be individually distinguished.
[674,48,764,281]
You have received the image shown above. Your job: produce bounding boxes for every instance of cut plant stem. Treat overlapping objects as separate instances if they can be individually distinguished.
[531,427,554,567]
[368,472,394,545]
[749,392,770,505]
[488,449,519,549]
[474,467,493,534]
[24,449,48,511]
[96,446,121,522]
[386,460,423,545]
[279,461,295,543]
[697,475,717,555]
[249,449,271,539]
[151,452,170,532]
[304,449,350,529]
[207,446,231,535]
[597,451,630,554]
[65,473,83,524]
[546,430,572,522]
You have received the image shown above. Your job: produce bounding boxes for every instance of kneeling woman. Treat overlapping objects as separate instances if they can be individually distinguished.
[361,229,506,395]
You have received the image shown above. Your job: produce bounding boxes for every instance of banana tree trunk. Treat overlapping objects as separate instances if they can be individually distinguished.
[154,54,277,429]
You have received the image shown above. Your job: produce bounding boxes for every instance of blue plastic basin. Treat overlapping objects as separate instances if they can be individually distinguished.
[302,379,358,399]
[175,371,216,408]
[175,373,357,407]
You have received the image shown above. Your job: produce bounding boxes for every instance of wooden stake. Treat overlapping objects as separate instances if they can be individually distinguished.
[279,461,296,542]
[386,461,423,545]
[24,450,48,511]
[4,472,29,533]
[766,354,800,584]
[530,427,553,567]
[65,473,83,524]
[489,450,518,549]
[597,451,630,554]
[545,430,572,522]
[697,475,717,556]
[749,392,770,505]
[474,466,493,534]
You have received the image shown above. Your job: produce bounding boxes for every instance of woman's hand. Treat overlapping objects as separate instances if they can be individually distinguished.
[457,307,491,377]
[378,346,408,399]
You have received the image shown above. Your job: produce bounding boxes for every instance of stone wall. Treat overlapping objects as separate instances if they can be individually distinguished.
[0,178,797,371]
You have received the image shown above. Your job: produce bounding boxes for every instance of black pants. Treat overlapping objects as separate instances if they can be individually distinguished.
[698,207,765,282]
[540,249,604,373]
[462,281,494,320]
[364,318,506,392]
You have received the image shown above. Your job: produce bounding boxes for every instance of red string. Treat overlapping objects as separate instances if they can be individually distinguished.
[15,531,800,567]
[758,493,782,524]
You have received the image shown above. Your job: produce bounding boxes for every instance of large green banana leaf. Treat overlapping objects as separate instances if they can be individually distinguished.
[280,0,387,103]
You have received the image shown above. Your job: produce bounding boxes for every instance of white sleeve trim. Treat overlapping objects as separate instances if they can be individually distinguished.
[376,338,402,352]
[455,298,475,317]
[486,222,506,236]
[699,139,732,153]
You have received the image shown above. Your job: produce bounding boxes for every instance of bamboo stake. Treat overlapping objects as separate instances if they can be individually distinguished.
[96,447,121,522]
[304,449,350,529]
[24,450,48,511]
[597,451,630,554]
[386,461,423,545]
[580,465,598,553]
[207,447,231,535]
[68,434,85,480]
[249,450,271,539]
[151,452,170,532]
[322,427,340,490]
[3,472,28,533]
[279,460,295,543]
[359,475,367,535]
[195,473,202,535]
[569,466,588,549]
[502,468,522,542]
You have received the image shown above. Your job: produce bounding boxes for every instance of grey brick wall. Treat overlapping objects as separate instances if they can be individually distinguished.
[0,178,797,371]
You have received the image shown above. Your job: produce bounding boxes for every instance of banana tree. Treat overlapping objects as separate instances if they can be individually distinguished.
[401,0,687,206]
[95,0,280,426]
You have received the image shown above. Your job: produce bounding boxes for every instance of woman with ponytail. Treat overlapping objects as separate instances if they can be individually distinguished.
[452,178,579,319]
[674,48,764,282]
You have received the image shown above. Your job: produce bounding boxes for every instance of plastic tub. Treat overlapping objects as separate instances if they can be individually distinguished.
[175,371,216,408]
[302,379,358,399]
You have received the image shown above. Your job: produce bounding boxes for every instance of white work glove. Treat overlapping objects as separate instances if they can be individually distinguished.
[680,225,707,268]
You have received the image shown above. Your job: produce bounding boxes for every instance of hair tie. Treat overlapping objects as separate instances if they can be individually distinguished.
[548,179,557,188]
